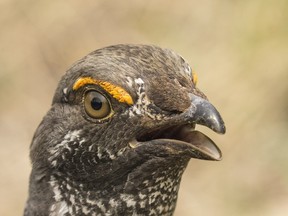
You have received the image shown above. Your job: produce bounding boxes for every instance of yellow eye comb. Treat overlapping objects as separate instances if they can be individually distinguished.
[73,77,134,105]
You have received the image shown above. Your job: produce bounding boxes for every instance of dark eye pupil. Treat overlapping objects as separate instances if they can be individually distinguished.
[91,97,102,110]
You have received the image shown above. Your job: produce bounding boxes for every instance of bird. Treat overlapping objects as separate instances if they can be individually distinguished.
[24,44,225,216]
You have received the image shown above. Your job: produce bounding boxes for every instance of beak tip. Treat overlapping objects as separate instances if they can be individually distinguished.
[215,123,226,134]
[191,95,226,134]
[210,114,226,134]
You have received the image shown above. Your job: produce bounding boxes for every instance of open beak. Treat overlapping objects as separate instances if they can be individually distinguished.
[132,95,226,161]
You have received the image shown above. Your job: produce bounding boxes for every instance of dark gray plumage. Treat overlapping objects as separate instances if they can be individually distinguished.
[24,44,225,216]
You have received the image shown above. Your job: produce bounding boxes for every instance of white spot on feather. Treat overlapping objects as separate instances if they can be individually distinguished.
[135,77,144,85]
[127,77,167,120]
[48,130,83,166]
[49,201,69,216]
[49,176,69,216]
[109,198,118,208]
[120,194,136,208]
[63,87,68,95]
[126,76,133,88]
[49,176,62,201]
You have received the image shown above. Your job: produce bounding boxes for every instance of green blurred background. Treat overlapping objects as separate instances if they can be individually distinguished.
[0,0,287,215]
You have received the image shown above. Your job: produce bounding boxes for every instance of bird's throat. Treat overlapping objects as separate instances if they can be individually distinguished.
[48,157,188,215]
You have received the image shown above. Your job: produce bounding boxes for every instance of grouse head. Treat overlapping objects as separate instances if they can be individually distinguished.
[25,44,225,216]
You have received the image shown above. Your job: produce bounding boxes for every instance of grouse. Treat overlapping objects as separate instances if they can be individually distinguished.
[24,44,225,216]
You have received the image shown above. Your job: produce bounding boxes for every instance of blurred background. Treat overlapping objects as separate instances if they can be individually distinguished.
[0,0,287,215]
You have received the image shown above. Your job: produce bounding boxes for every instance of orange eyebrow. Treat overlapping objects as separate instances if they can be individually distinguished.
[73,77,134,105]
[192,70,198,86]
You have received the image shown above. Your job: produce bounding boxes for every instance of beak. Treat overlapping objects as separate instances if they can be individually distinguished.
[189,95,226,134]
[130,94,226,161]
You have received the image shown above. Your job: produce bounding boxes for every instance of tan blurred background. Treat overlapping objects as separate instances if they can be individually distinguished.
[0,0,287,215]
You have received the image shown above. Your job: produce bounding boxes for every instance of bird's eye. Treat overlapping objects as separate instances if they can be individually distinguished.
[84,90,112,119]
